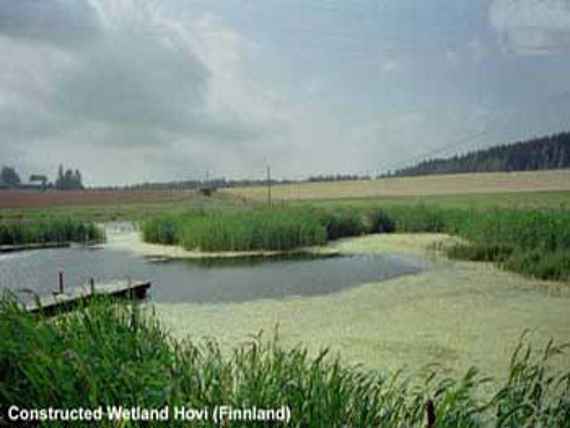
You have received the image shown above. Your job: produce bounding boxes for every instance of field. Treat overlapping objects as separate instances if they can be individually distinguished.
[224,169,570,203]
[1,170,569,224]
[0,191,237,223]
[0,189,197,209]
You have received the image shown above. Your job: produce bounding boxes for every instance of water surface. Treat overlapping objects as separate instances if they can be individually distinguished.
[0,244,426,304]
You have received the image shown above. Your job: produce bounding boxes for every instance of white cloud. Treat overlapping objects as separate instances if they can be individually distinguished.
[490,0,570,55]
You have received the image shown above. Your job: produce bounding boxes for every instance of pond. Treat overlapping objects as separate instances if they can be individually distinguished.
[0,231,428,304]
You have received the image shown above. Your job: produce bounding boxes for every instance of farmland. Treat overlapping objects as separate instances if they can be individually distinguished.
[224,169,570,203]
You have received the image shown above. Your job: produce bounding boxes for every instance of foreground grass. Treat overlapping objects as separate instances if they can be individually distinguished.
[0,217,104,246]
[0,297,568,427]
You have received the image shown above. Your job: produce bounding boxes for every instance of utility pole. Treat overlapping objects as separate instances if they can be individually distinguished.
[266,164,272,207]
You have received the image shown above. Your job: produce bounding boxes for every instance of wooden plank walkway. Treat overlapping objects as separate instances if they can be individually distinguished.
[24,280,151,316]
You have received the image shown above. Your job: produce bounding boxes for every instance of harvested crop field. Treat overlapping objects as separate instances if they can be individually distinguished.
[224,169,570,201]
[0,189,197,209]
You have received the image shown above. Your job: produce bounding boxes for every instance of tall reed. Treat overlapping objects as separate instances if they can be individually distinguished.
[0,218,104,246]
[141,204,570,280]
[0,297,568,427]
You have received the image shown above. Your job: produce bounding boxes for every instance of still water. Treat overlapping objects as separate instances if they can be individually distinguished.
[0,238,426,304]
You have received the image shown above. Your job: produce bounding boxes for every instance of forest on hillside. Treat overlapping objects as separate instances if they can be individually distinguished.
[394,132,570,177]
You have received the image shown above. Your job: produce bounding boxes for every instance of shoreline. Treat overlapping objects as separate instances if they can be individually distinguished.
[104,225,342,259]
[150,232,570,385]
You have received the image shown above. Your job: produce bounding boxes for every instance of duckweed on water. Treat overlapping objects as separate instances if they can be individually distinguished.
[142,204,570,281]
[0,296,568,427]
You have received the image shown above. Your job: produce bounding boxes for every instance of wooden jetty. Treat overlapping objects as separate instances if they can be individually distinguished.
[24,279,151,316]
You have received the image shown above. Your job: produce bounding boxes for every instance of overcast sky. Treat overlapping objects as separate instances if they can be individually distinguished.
[1,0,570,186]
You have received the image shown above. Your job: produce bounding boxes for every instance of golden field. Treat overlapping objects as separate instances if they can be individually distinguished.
[223,169,570,201]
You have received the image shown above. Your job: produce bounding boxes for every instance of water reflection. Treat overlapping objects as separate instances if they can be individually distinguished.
[0,245,427,304]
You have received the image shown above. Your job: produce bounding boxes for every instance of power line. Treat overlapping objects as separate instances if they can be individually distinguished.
[382,91,569,175]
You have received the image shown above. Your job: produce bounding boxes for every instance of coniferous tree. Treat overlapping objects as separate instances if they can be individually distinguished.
[394,132,570,177]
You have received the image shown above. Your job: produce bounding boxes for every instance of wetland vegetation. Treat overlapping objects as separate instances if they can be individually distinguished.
[142,202,570,281]
[0,217,104,246]
[1,188,569,426]
[1,297,568,427]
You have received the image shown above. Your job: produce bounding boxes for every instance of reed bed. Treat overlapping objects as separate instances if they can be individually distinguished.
[141,204,570,280]
[439,209,570,281]
[0,217,104,246]
[142,208,327,251]
[351,204,570,281]
[0,297,568,427]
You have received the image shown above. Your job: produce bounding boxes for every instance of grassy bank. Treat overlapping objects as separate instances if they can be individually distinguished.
[0,218,104,246]
[142,208,329,251]
[141,206,389,251]
[141,204,570,281]
[1,297,568,427]
[367,205,570,281]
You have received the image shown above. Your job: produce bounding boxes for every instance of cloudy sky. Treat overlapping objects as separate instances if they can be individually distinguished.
[1,0,570,186]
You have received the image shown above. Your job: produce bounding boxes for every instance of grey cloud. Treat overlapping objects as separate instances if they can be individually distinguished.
[54,34,209,135]
[0,0,280,185]
[490,0,570,55]
[0,0,100,47]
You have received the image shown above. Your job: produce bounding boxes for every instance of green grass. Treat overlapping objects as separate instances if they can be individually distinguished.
[0,296,568,427]
[141,203,570,281]
[143,208,327,251]
[2,190,568,224]
[0,218,104,246]
[304,190,570,211]
[326,203,570,282]
[141,206,380,252]
[440,209,570,281]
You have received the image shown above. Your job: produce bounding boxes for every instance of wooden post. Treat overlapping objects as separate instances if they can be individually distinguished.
[267,164,272,207]
[89,278,95,295]
[426,399,436,428]
[58,271,64,294]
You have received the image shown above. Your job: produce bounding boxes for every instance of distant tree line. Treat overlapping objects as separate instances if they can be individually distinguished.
[307,174,370,183]
[0,164,84,190]
[55,165,84,190]
[393,132,570,177]
[96,174,375,191]
[101,177,297,191]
